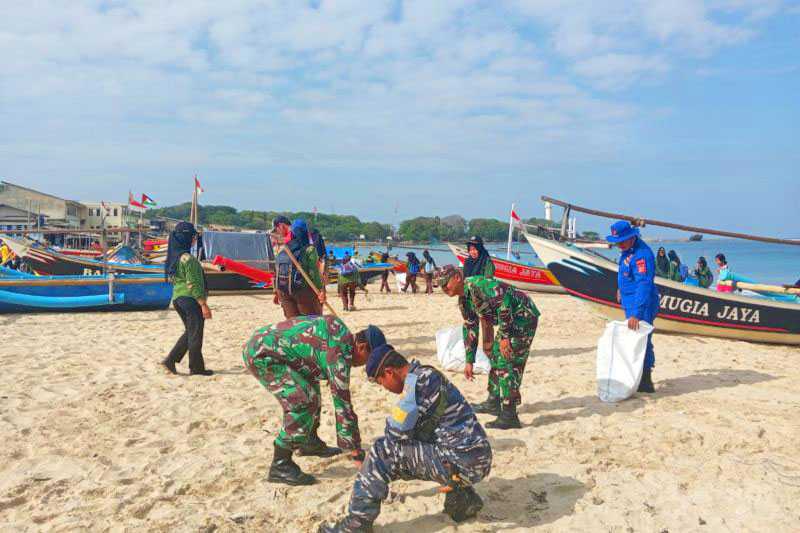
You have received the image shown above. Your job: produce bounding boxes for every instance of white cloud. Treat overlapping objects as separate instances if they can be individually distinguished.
[0,0,786,190]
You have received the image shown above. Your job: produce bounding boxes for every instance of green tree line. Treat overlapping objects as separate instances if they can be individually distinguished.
[148,203,560,243]
[148,203,392,242]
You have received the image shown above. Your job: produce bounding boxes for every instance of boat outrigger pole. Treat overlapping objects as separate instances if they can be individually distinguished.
[541,196,800,246]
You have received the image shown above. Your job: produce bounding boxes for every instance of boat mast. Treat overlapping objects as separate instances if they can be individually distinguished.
[506,203,515,260]
[542,196,800,246]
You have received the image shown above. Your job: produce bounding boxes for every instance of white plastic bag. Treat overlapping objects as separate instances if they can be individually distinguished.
[596,320,654,402]
[435,326,491,374]
[394,272,406,292]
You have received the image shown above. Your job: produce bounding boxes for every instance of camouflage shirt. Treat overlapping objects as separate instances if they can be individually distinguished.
[462,276,540,363]
[243,315,361,450]
[385,361,488,452]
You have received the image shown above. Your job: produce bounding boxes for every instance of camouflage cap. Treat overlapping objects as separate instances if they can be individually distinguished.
[437,264,462,289]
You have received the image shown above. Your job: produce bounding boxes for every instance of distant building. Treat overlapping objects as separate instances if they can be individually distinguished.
[0,180,87,229]
[83,202,142,230]
[0,204,46,233]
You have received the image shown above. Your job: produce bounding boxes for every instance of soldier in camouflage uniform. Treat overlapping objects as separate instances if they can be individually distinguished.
[319,344,492,533]
[243,317,387,485]
[439,265,540,429]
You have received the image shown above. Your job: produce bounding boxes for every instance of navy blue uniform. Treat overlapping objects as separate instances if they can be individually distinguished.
[617,237,659,369]
[344,361,492,529]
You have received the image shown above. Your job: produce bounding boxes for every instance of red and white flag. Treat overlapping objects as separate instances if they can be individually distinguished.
[195,175,204,195]
[511,208,522,227]
[129,191,145,208]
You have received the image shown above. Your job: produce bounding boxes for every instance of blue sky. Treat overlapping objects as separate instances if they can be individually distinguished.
[0,0,797,236]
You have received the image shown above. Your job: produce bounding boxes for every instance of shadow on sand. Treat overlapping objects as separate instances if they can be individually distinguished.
[534,345,595,358]
[520,368,777,428]
[380,472,586,532]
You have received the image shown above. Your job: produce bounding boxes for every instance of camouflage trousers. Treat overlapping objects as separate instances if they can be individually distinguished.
[488,315,537,406]
[346,437,492,528]
[243,350,320,450]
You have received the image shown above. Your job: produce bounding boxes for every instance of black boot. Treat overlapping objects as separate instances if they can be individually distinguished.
[318,516,373,533]
[485,403,522,430]
[638,367,655,393]
[471,394,500,416]
[444,485,484,522]
[297,432,343,458]
[161,358,177,374]
[268,444,316,486]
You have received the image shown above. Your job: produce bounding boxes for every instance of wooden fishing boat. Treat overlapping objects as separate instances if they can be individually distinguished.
[2,236,266,294]
[524,197,800,345]
[447,244,564,293]
[0,273,172,313]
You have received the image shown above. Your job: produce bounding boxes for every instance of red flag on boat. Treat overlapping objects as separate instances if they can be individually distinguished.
[129,191,145,208]
[511,208,522,227]
[195,175,204,195]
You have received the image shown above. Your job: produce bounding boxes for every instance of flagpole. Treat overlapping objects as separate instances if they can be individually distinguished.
[190,177,197,226]
[506,203,515,260]
[139,207,143,249]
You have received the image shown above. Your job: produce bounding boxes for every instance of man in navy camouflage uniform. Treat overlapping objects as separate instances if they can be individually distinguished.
[319,344,492,532]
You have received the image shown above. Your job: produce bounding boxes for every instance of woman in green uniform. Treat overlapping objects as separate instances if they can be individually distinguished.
[162,222,213,376]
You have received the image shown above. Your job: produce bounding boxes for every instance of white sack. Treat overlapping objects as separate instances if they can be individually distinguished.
[435,326,491,374]
[596,320,654,402]
[394,272,406,292]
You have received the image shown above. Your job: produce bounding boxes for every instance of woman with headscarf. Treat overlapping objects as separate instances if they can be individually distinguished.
[402,252,420,293]
[693,256,714,288]
[463,236,495,278]
[462,236,496,354]
[274,218,325,319]
[379,251,391,293]
[422,249,437,294]
[338,252,360,311]
[162,221,213,376]
[667,250,687,282]
[655,247,669,278]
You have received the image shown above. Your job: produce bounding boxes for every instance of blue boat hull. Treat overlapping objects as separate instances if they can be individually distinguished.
[0,275,172,313]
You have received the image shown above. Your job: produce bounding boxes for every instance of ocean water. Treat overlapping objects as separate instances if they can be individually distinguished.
[373,238,800,286]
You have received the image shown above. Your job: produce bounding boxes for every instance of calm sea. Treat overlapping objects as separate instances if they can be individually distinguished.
[373,238,800,286]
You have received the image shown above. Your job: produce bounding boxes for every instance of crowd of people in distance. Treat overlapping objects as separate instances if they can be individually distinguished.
[654,247,736,292]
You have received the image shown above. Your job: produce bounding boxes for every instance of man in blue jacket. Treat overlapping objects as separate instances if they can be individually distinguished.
[606,220,659,393]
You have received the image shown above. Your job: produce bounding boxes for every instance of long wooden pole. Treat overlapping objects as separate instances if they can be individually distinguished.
[718,280,800,295]
[541,196,800,246]
[277,244,340,320]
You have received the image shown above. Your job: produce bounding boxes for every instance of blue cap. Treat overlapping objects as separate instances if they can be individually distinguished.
[606,220,640,243]
[291,218,308,235]
[366,343,395,379]
[365,325,386,350]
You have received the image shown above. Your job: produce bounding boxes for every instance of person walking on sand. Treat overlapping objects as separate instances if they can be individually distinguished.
[274,218,326,319]
[402,252,420,293]
[242,318,388,485]
[318,344,491,532]
[607,220,659,393]
[338,252,360,311]
[379,252,391,293]
[438,265,540,430]
[162,221,213,376]
[422,249,437,294]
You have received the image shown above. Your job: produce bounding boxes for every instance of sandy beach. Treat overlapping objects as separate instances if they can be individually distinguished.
[1,287,798,532]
